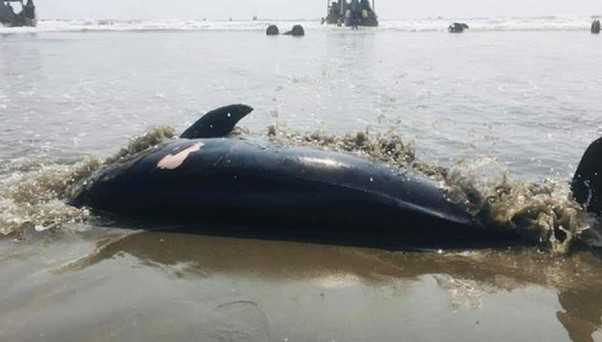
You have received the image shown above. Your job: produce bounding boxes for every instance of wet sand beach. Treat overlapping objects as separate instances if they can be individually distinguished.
[2,231,602,341]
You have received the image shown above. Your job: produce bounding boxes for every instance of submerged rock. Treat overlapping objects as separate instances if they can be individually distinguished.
[592,20,601,34]
[448,22,469,33]
[283,25,305,37]
[266,25,279,35]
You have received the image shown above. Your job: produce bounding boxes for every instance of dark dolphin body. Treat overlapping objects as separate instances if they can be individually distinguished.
[71,105,602,249]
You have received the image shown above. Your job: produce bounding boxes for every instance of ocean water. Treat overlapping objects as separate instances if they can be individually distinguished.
[1,18,602,341]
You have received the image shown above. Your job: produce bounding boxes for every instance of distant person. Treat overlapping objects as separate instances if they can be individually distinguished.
[20,0,35,19]
[6,2,15,15]
[592,19,601,34]
[360,0,372,11]
[350,0,360,12]
[350,11,359,29]
[337,0,347,15]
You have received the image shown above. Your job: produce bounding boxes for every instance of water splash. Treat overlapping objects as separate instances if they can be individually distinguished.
[105,126,176,164]
[0,158,100,236]
[0,127,176,238]
[444,159,591,254]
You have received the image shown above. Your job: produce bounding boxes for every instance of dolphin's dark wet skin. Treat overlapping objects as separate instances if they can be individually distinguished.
[70,104,602,250]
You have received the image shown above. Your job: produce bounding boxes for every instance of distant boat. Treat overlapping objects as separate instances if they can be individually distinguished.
[324,0,378,27]
[0,0,37,27]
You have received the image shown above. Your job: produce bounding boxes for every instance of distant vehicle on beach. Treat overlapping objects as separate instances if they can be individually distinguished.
[324,0,378,27]
[0,0,36,27]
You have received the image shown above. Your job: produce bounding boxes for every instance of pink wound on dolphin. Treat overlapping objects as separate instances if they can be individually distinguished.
[157,142,205,170]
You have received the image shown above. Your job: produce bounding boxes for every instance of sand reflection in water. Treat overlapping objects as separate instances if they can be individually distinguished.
[14,231,593,341]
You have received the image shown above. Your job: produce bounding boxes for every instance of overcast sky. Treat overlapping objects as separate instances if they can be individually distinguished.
[39,0,600,20]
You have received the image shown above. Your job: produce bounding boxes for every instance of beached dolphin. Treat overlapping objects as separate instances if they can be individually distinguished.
[69,105,601,249]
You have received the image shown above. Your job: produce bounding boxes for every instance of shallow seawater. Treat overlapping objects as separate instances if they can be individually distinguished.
[3,232,602,341]
[1,25,602,341]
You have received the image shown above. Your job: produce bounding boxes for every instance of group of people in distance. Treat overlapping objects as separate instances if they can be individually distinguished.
[0,0,36,27]
[323,0,378,28]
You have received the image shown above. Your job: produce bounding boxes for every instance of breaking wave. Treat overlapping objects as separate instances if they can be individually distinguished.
[0,16,597,33]
[0,157,100,237]
[0,128,175,239]
[0,123,596,254]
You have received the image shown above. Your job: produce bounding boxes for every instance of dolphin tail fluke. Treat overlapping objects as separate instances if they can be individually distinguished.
[180,104,253,139]
[572,137,602,214]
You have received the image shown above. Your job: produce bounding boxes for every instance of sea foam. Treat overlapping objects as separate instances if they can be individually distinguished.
[0,16,597,33]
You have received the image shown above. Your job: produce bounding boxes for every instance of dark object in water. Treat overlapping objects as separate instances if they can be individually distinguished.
[0,0,36,27]
[283,25,305,36]
[448,22,469,33]
[592,20,601,34]
[266,25,279,35]
[572,136,602,214]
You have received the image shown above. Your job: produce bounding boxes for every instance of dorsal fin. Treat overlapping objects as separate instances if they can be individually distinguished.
[571,136,602,214]
[180,104,253,139]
